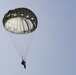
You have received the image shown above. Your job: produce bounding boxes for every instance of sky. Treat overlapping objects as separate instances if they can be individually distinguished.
[0,0,76,75]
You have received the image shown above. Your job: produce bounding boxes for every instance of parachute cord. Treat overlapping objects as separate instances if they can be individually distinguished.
[24,31,35,60]
[7,32,22,58]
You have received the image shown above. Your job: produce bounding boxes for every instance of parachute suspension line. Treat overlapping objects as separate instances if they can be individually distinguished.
[20,34,27,60]
[24,31,35,60]
[7,32,22,58]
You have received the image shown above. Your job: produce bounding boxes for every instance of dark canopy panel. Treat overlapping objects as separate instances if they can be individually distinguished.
[2,8,38,34]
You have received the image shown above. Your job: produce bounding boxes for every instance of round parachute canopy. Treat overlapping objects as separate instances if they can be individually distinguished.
[2,8,38,34]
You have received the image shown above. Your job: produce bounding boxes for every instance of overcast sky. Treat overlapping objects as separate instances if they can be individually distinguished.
[0,0,76,75]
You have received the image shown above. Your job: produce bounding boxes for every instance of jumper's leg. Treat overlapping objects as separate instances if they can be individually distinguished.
[24,65,26,69]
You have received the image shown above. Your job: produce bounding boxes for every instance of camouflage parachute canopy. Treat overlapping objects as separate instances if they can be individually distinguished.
[2,8,38,34]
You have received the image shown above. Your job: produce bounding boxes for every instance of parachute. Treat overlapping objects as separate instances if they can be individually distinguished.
[2,8,38,69]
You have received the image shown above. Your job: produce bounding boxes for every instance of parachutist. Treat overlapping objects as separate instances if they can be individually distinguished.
[21,60,26,69]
